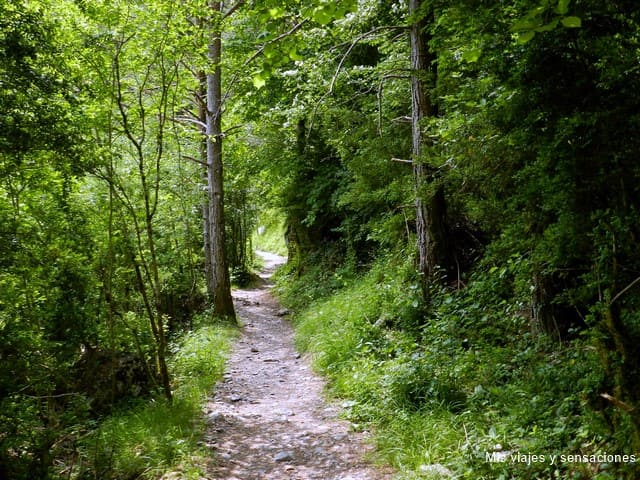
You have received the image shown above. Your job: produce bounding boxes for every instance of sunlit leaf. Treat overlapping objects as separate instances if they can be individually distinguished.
[288,48,303,61]
[511,18,539,32]
[517,30,536,44]
[252,74,266,89]
[561,16,582,28]
[461,48,482,63]
[535,19,559,32]
[313,8,332,25]
[263,43,277,59]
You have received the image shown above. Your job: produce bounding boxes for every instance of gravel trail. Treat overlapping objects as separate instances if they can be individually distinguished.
[204,251,391,480]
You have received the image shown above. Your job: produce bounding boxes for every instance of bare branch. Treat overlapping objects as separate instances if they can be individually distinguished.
[24,392,81,400]
[223,124,244,136]
[181,155,208,167]
[611,275,640,304]
[173,115,207,130]
[222,0,245,20]
[307,26,405,140]
[222,18,308,106]
[601,393,636,412]
[329,26,406,95]
[391,157,413,164]
[180,59,200,79]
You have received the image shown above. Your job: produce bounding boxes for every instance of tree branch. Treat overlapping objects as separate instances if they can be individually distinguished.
[222,18,308,106]
[329,26,406,95]
[222,0,245,20]
[181,155,208,167]
[611,275,640,304]
[223,124,243,136]
[173,115,207,130]
[24,392,81,400]
[601,392,636,412]
[307,26,405,140]
[243,18,309,67]
[377,72,410,135]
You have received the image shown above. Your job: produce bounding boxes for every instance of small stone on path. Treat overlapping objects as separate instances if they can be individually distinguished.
[274,450,295,463]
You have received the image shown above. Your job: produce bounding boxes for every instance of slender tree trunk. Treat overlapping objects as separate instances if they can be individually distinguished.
[409,0,449,296]
[206,1,235,319]
[198,70,214,295]
[112,45,173,401]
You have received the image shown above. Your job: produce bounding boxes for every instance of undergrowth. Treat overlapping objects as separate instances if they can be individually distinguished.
[71,318,235,480]
[277,250,638,479]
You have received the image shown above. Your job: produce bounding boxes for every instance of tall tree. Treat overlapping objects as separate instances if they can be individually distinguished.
[197,0,356,314]
[409,0,449,295]
[204,0,235,319]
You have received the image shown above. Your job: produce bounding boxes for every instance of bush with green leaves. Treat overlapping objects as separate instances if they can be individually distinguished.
[281,247,638,479]
[71,322,235,480]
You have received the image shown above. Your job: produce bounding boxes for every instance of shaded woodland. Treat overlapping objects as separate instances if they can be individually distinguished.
[1,0,639,478]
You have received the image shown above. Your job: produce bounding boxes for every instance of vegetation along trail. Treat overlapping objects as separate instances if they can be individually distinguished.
[204,251,390,480]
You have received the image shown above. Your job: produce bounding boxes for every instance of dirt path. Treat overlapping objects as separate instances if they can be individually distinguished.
[204,251,391,480]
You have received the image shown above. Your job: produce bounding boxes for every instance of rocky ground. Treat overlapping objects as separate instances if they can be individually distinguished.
[203,252,392,480]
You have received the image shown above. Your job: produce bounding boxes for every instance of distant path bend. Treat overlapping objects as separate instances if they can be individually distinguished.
[204,251,391,480]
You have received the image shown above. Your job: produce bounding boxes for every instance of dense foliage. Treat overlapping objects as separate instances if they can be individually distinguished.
[1,0,639,478]
[0,0,228,477]
[264,0,640,478]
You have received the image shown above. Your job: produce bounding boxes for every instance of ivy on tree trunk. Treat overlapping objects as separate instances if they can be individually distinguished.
[409,0,450,296]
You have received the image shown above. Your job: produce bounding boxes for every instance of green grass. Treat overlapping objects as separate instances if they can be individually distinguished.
[376,409,465,479]
[279,252,637,480]
[74,323,235,480]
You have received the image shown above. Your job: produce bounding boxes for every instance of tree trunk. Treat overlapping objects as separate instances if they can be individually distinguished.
[206,1,235,319]
[409,0,449,295]
[198,70,214,295]
[113,48,173,401]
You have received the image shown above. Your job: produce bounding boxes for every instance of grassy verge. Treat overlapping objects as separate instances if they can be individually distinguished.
[277,251,636,480]
[74,319,236,480]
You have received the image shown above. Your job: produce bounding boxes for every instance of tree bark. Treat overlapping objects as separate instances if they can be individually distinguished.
[206,1,235,319]
[198,70,214,295]
[409,0,449,295]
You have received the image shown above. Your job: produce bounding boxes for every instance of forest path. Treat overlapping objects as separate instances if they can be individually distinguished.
[204,251,391,480]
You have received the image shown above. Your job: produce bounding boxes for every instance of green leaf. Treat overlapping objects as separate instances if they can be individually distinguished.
[461,48,482,63]
[313,8,333,25]
[263,44,277,59]
[555,0,571,15]
[517,31,536,44]
[511,18,539,32]
[561,16,582,28]
[535,19,559,32]
[268,7,284,18]
[288,48,303,61]
[252,74,266,89]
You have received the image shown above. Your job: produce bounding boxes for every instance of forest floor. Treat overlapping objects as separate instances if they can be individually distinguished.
[203,251,392,480]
